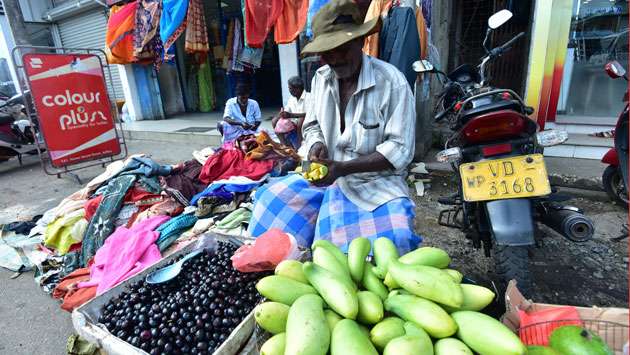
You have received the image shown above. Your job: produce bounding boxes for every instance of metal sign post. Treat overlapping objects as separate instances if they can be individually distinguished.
[11,45,127,183]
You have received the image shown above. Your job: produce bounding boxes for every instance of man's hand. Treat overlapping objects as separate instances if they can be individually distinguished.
[279,110,289,119]
[308,142,329,161]
[312,159,345,186]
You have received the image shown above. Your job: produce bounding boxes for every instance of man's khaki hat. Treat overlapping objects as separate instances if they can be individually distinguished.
[301,0,379,55]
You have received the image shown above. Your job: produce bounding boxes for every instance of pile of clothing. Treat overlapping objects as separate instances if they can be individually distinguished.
[3,132,299,312]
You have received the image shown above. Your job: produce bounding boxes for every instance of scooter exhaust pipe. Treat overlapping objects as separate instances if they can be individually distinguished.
[539,204,595,242]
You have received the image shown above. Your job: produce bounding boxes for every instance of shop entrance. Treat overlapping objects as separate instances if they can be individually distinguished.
[156,0,284,119]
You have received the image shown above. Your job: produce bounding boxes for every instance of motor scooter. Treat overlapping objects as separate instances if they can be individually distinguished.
[0,90,42,164]
[601,60,628,208]
[414,9,595,295]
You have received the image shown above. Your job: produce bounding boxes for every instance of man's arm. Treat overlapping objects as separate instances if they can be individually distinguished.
[298,78,325,159]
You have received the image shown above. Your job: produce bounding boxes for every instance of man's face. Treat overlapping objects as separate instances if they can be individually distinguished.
[237,94,249,105]
[289,85,303,98]
[320,38,364,79]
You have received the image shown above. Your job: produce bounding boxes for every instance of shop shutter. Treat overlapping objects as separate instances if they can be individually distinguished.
[57,10,125,100]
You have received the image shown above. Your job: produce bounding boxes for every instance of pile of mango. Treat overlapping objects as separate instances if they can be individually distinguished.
[253,237,528,355]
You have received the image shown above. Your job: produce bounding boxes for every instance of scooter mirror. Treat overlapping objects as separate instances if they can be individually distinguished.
[605,61,626,79]
[488,9,513,29]
[413,60,434,73]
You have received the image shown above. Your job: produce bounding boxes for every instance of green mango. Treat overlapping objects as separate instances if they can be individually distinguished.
[451,311,526,355]
[303,262,358,319]
[388,260,463,308]
[285,294,330,355]
[398,247,451,268]
[527,345,561,355]
[260,333,286,355]
[324,309,343,331]
[434,338,473,355]
[373,237,399,278]
[549,326,613,355]
[275,260,308,284]
[361,263,388,301]
[441,284,495,313]
[383,335,434,355]
[444,269,463,283]
[348,237,371,283]
[370,317,406,350]
[313,246,355,288]
[256,275,317,305]
[253,302,289,334]
[384,294,457,338]
[356,291,384,325]
[311,240,349,270]
[330,319,378,355]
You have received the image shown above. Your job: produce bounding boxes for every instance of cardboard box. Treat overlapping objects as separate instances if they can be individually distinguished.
[502,280,629,354]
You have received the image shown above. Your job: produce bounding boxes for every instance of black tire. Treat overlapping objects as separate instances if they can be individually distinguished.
[494,245,532,297]
[603,165,629,209]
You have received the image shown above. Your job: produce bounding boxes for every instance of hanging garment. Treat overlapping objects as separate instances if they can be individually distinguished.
[379,6,421,89]
[230,18,244,72]
[362,0,391,57]
[274,0,308,44]
[105,2,138,65]
[186,64,200,111]
[161,0,189,60]
[245,0,283,48]
[237,45,264,69]
[80,175,137,267]
[185,0,210,54]
[52,267,96,312]
[134,0,163,62]
[416,7,428,60]
[79,215,169,295]
[156,213,198,251]
[198,60,216,112]
[223,20,235,70]
[198,148,274,185]
[305,0,331,38]
[44,210,87,256]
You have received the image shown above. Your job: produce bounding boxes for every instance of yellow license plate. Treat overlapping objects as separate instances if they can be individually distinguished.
[459,154,551,202]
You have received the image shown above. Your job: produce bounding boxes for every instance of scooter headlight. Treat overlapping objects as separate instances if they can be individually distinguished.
[536,130,568,147]
[436,147,462,163]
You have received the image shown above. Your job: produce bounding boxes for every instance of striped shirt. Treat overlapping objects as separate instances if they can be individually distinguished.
[299,54,416,211]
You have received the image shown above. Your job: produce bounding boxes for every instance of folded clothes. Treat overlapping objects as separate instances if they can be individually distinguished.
[156,213,198,251]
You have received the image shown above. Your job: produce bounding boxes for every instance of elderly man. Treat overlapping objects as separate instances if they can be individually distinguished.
[272,76,310,149]
[248,0,420,253]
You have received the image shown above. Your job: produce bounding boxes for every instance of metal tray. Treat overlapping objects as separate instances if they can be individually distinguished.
[72,234,257,355]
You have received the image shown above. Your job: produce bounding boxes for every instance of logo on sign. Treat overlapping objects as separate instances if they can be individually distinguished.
[29,57,43,69]
[41,90,108,130]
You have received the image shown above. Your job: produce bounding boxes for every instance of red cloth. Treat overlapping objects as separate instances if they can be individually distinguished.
[274,0,308,44]
[52,267,97,312]
[198,148,274,185]
[245,0,284,48]
[124,186,163,206]
[84,195,104,222]
[231,228,297,272]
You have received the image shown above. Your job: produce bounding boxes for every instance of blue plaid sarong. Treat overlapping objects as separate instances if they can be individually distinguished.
[248,174,421,253]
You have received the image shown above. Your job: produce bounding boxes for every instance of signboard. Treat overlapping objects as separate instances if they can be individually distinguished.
[22,53,120,168]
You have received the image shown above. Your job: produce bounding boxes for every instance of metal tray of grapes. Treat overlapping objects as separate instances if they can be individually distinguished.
[71,234,260,355]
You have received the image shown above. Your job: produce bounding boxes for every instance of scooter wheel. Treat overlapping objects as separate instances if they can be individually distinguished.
[494,245,532,297]
[602,165,628,209]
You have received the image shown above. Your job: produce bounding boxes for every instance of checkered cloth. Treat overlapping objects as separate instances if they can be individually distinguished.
[248,174,421,252]
[315,184,421,255]
[248,174,324,247]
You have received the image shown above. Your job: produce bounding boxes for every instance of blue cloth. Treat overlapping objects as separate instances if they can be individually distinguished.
[248,174,325,247]
[118,156,173,178]
[160,0,188,44]
[315,184,421,255]
[306,0,331,38]
[191,189,234,206]
[190,176,267,205]
[286,130,299,150]
[156,213,198,251]
[248,174,420,252]
[379,7,421,89]
[221,98,262,142]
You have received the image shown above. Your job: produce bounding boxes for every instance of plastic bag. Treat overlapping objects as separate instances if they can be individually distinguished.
[518,306,582,346]
[231,229,301,272]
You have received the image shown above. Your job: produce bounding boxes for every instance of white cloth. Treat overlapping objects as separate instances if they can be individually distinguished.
[285,91,311,114]
[299,54,416,211]
[222,97,261,124]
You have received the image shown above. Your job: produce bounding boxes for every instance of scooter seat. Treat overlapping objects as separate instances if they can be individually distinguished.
[0,115,14,125]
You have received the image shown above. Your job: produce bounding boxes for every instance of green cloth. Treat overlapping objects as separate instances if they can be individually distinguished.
[66,334,98,355]
[198,60,216,112]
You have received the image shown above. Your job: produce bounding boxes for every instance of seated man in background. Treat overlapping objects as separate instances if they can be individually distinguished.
[272,76,310,149]
[217,83,261,142]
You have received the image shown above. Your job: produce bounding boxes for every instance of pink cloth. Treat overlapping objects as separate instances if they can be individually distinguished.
[78,215,170,295]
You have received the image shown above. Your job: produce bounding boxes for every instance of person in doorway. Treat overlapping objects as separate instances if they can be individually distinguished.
[272,76,310,149]
[248,0,420,253]
[217,83,261,142]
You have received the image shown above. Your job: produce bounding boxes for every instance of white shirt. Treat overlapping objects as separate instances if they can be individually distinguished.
[223,97,261,124]
[299,54,416,211]
[285,91,311,114]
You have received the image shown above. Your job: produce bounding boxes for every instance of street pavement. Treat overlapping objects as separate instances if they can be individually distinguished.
[0,137,623,354]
